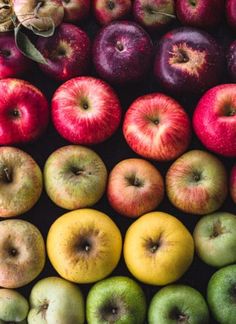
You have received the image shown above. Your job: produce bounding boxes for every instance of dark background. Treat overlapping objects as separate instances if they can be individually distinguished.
[11,8,236,324]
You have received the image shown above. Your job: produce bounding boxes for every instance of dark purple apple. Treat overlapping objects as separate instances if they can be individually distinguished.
[92,21,153,84]
[226,0,236,32]
[176,0,224,29]
[154,27,223,94]
[37,23,90,82]
[227,40,236,82]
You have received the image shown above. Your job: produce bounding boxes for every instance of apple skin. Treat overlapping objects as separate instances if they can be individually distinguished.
[123,93,191,161]
[166,150,228,215]
[230,165,236,203]
[194,212,236,267]
[133,0,175,31]
[28,277,84,324]
[0,219,45,288]
[0,78,49,145]
[86,276,147,324]
[93,21,153,84]
[176,0,224,29]
[148,285,209,324]
[51,76,121,144]
[207,264,236,324]
[107,158,164,218]
[227,41,236,82]
[154,27,223,94]
[93,0,132,25]
[193,84,236,157]
[62,0,90,22]
[226,0,236,32]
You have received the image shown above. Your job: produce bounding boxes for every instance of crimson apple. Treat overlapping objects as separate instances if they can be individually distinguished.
[226,0,236,32]
[0,79,49,145]
[230,165,236,203]
[62,0,90,22]
[227,40,236,82]
[123,93,191,161]
[37,23,90,82]
[93,0,132,25]
[193,84,236,157]
[51,77,122,144]
[154,27,223,94]
[107,158,164,218]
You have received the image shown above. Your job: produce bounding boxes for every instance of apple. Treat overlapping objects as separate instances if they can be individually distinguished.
[93,0,131,25]
[123,211,194,285]
[207,264,236,323]
[14,0,64,31]
[28,277,84,324]
[0,35,31,79]
[176,0,224,29]
[44,145,107,210]
[0,289,29,323]
[62,0,90,23]
[92,21,153,84]
[0,78,49,145]
[0,219,45,288]
[154,27,223,94]
[193,84,236,157]
[47,209,122,284]
[133,0,175,31]
[123,93,191,161]
[148,285,209,324]
[166,150,228,215]
[230,165,236,203]
[0,0,14,32]
[86,276,147,324]
[36,23,90,82]
[0,146,43,218]
[194,212,236,267]
[226,0,236,32]
[51,76,121,144]
[107,158,164,218]
[227,41,236,82]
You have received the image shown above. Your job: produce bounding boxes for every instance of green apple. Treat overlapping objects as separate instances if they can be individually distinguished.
[86,276,146,324]
[194,212,236,267]
[148,285,209,324]
[207,264,236,324]
[0,289,29,323]
[28,277,84,324]
[44,145,107,210]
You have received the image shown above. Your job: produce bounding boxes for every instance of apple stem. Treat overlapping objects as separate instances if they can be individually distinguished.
[0,49,10,57]
[34,1,43,16]
[145,7,175,19]
[3,167,11,183]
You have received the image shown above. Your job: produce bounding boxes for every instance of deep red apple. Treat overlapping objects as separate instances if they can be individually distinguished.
[226,0,236,32]
[193,84,236,157]
[154,27,223,94]
[176,0,224,29]
[93,0,132,25]
[230,165,236,203]
[0,79,49,145]
[93,21,153,84]
[0,35,31,79]
[37,23,90,82]
[123,93,191,161]
[227,40,236,82]
[62,0,90,22]
[51,77,122,144]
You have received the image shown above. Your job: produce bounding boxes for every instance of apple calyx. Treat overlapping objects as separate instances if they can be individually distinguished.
[170,308,189,323]
[100,299,125,322]
[116,41,124,52]
[107,0,115,10]
[38,301,49,320]
[126,175,144,188]
[210,220,225,238]
[8,247,18,257]
[77,238,92,253]
[146,238,161,254]
[192,171,201,183]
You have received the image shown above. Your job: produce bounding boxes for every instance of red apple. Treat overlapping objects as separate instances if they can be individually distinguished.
[36,23,90,82]
[0,35,31,79]
[193,84,236,157]
[123,93,191,161]
[62,0,90,22]
[230,165,236,203]
[166,150,228,215]
[107,158,164,218]
[51,77,122,144]
[93,0,131,25]
[226,0,236,32]
[0,79,49,145]
[227,40,236,82]
[176,0,224,29]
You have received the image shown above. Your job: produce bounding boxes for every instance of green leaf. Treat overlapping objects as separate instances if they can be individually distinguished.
[29,17,55,37]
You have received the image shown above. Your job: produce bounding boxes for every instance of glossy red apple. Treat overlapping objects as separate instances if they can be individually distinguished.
[107,158,164,218]
[227,40,236,82]
[226,0,236,32]
[51,77,122,144]
[123,93,191,161]
[193,84,236,157]
[0,79,49,145]
[93,0,131,25]
[176,0,224,29]
[93,21,153,84]
[154,27,223,94]
[37,23,90,82]
[62,0,90,22]
[133,0,175,31]
[230,165,236,203]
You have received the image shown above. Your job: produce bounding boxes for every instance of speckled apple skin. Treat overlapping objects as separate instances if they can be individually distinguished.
[230,165,236,203]
[227,40,236,82]
[226,0,236,32]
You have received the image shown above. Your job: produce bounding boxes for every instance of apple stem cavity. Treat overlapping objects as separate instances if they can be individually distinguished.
[116,41,124,52]
[107,0,115,10]
[176,50,189,64]
[9,247,18,257]
[189,0,196,7]
[3,167,12,183]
